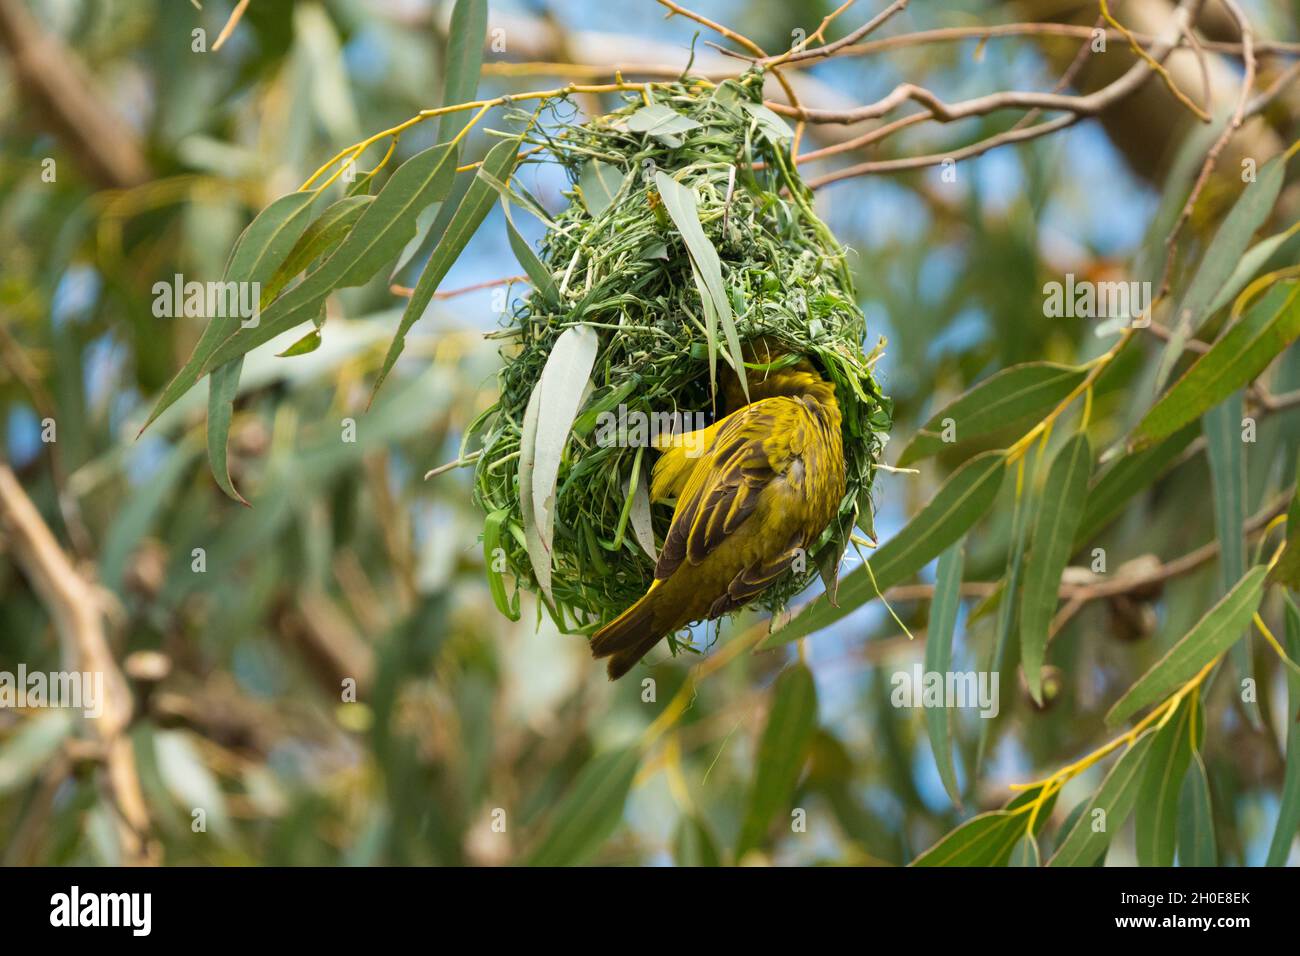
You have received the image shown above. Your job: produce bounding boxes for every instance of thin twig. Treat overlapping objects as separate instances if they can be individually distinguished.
[211,0,250,52]
[763,0,910,68]
[390,274,529,300]
[1159,0,1257,299]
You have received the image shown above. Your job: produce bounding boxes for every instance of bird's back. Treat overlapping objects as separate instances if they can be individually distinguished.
[591,355,846,678]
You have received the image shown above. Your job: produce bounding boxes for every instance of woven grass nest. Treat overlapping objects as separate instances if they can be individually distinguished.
[468,70,891,635]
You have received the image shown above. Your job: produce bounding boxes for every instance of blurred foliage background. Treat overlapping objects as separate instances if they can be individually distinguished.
[2,0,1300,866]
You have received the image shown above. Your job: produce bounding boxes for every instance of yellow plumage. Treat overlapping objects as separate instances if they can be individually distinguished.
[590,343,846,679]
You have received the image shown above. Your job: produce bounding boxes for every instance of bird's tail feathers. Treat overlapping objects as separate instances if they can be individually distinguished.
[590,582,672,680]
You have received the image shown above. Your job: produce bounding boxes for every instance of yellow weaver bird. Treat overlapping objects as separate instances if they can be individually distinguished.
[590,340,846,679]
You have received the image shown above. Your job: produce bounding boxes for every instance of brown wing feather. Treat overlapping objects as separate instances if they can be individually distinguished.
[654,399,794,581]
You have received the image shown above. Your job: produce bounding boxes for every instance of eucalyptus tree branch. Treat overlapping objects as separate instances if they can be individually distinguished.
[830,23,1300,60]
[0,0,150,188]
[773,0,1204,127]
[797,0,1208,185]
[759,0,910,67]
[882,488,1291,615]
[1158,0,1257,298]
[0,465,157,865]
[1247,60,1300,117]
[806,114,1077,186]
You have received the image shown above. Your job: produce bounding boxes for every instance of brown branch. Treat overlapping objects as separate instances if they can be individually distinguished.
[211,0,250,53]
[0,313,94,558]
[828,23,1300,60]
[0,0,150,188]
[390,274,528,300]
[772,0,1202,128]
[1158,0,1257,298]
[0,465,157,864]
[808,113,1077,186]
[800,0,1203,185]
[1046,488,1290,637]
[1247,59,1300,117]
[881,487,1293,616]
[762,0,911,67]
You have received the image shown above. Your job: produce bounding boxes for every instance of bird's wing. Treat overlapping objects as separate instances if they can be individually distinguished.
[649,417,724,502]
[655,396,806,581]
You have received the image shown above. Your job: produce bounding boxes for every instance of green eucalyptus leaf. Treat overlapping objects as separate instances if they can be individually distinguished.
[1135,697,1196,866]
[1266,594,1300,866]
[761,452,1006,648]
[655,171,746,400]
[1048,730,1157,867]
[1106,566,1267,726]
[1155,153,1288,388]
[371,136,520,400]
[524,746,640,866]
[1177,751,1217,866]
[439,0,488,141]
[735,664,818,858]
[925,542,965,807]
[1020,433,1092,703]
[898,363,1087,467]
[1131,281,1300,451]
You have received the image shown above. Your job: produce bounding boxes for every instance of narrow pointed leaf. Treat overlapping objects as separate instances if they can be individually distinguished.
[260,194,374,309]
[517,385,548,600]
[1178,751,1217,866]
[911,812,1020,867]
[979,451,1039,773]
[1131,281,1300,451]
[501,197,557,305]
[912,786,1055,867]
[145,190,317,433]
[627,467,656,560]
[897,363,1087,467]
[1135,697,1195,866]
[655,171,746,400]
[925,542,965,807]
[438,0,488,141]
[1105,566,1267,726]
[1205,392,1258,726]
[1021,433,1092,702]
[735,664,818,858]
[205,191,322,500]
[207,359,248,503]
[761,452,1007,648]
[1206,222,1298,316]
[1155,153,1287,388]
[515,324,600,601]
[1266,594,1300,865]
[371,136,520,399]
[524,746,640,866]
[1048,730,1157,866]
[201,142,461,374]
[483,509,521,622]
